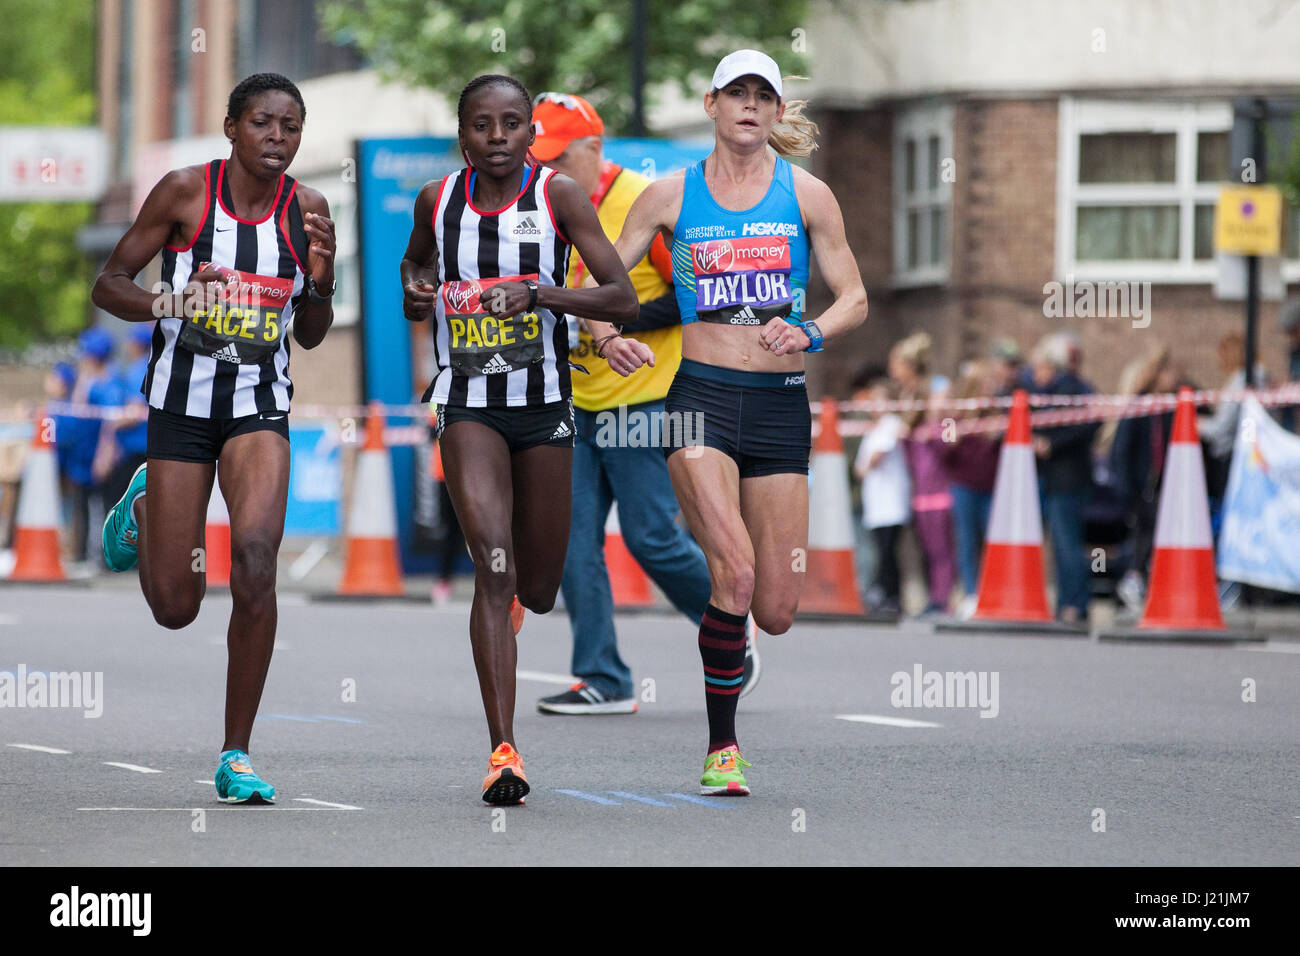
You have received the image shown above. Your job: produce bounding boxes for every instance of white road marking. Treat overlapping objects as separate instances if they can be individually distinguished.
[293,798,362,810]
[103,761,163,774]
[515,669,577,685]
[196,780,214,785]
[1247,642,1300,654]
[8,743,71,754]
[78,807,324,812]
[835,714,943,728]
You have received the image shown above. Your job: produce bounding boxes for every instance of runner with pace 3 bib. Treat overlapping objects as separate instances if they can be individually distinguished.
[401,75,641,804]
[92,74,337,803]
[604,50,868,795]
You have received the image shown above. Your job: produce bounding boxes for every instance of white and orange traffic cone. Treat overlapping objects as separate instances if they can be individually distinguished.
[973,389,1053,624]
[338,402,404,597]
[205,483,231,588]
[801,399,866,617]
[939,390,1078,634]
[606,503,653,608]
[1101,388,1258,643]
[8,414,66,582]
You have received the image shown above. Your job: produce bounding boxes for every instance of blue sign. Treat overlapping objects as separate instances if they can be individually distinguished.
[284,424,342,537]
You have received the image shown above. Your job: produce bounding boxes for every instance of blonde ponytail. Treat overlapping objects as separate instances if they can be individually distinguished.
[769,78,818,157]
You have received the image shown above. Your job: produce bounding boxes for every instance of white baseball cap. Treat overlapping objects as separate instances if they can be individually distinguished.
[710,49,783,99]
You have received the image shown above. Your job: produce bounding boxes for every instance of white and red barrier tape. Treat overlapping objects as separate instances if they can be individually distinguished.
[5,383,1300,446]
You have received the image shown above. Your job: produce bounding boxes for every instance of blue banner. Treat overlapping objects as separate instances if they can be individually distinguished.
[284,424,342,537]
[1218,396,1300,592]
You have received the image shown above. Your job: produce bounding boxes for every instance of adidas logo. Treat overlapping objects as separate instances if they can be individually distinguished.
[511,213,542,237]
[211,343,242,363]
[731,306,761,325]
[550,418,573,439]
[482,353,512,374]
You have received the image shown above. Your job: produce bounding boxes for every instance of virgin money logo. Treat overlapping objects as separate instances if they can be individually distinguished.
[693,240,734,275]
[445,281,481,313]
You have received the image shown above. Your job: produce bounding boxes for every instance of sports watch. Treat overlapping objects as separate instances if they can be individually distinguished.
[306,274,336,301]
[800,321,824,353]
[523,278,540,311]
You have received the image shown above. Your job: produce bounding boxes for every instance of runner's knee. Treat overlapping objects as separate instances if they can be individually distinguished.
[230,535,278,598]
[753,603,795,636]
[473,555,516,603]
[516,583,558,614]
[150,593,202,630]
[711,556,755,609]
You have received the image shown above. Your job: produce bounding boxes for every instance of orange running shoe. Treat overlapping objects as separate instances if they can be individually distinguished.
[481,742,529,805]
[509,595,525,636]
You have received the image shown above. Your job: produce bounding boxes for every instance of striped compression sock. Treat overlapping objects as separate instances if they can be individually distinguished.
[699,602,747,752]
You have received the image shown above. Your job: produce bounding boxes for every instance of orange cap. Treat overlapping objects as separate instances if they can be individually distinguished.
[531,93,604,162]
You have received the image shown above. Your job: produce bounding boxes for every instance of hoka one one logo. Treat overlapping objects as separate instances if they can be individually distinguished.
[741,221,799,237]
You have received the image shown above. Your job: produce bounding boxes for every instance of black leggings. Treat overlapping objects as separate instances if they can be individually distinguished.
[871,524,903,603]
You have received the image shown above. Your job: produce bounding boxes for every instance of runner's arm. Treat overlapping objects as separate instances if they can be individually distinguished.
[792,171,868,344]
[400,181,441,322]
[292,185,335,349]
[91,167,206,322]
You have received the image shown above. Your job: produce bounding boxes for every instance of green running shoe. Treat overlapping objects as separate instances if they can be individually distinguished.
[215,749,276,804]
[101,462,147,572]
[700,748,751,797]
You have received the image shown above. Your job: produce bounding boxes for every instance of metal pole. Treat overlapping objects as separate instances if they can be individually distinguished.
[1244,98,1267,388]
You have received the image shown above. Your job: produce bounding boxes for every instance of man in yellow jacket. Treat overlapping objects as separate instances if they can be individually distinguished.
[530,93,757,714]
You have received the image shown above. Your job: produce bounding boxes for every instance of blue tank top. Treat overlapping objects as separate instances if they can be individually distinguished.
[671,156,809,326]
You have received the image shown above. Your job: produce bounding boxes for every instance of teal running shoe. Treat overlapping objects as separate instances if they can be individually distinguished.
[101,462,147,572]
[215,749,276,804]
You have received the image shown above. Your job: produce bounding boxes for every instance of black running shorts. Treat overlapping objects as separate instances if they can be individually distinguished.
[662,358,811,477]
[147,407,289,463]
[435,399,575,453]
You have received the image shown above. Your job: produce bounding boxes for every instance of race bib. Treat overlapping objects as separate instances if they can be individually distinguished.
[442,274,544,376]
[690,236,793,326]
[176,263,292,364]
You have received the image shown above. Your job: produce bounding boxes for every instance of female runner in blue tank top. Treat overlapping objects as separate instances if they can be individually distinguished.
[606,50,868,795]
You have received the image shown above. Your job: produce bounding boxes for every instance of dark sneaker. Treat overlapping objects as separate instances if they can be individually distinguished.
[739,614,761,699]
[537,682,638,715]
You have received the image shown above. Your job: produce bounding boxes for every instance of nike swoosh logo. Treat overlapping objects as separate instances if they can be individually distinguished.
[216,226,234,232]
[261,414,286,421]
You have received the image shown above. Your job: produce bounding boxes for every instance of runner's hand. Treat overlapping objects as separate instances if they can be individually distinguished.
[404,279,438,321]
[186,266,232,313]
[603,336,655,377]
[305,211,336,288]
[759,317,810,355]
[482,281,532,318]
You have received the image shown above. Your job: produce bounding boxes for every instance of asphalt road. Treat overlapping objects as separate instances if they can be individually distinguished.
[1,584,1297,866]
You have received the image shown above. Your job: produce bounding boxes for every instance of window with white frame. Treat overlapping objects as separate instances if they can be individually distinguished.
[1053,98,1289,282]
[893,104,953,285]
[304,178,359,327]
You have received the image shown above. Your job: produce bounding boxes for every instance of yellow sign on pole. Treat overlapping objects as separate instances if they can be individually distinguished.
[1214,185,1284,256]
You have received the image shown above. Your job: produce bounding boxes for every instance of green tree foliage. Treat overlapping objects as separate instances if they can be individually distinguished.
[322,0,809,133]
[0,0,97,349]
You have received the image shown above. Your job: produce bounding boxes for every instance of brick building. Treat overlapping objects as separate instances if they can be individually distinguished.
[800,0,1300,399]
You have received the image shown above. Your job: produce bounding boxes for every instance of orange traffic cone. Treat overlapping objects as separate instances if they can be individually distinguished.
[1100,388,1258,644]
[8,414,66,581]
[338,402,404,596]
[972,390,1053,623]
[1140,388,1223,630]
[800,399,865,616]
[606,503,653,607]
[938,390,1082,635]
[205,483,231,587]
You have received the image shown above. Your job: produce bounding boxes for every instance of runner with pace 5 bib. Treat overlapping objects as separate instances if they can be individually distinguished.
[92,74,336,803]
[604,50,868,795]
[401,75,641,804]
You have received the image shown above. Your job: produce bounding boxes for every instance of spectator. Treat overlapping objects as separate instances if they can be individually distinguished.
[990,337,1024,397]
[1029,333,1100,624]
[1199,332,1267,519]
[854,379,910,615]
[1102,346,1183,612]
[890,333,955,615]
[99,324,152,510]
[57,328,122,563]
[848,365,885,603]
[1278,297,1300,432]
[940,360,1002,619]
